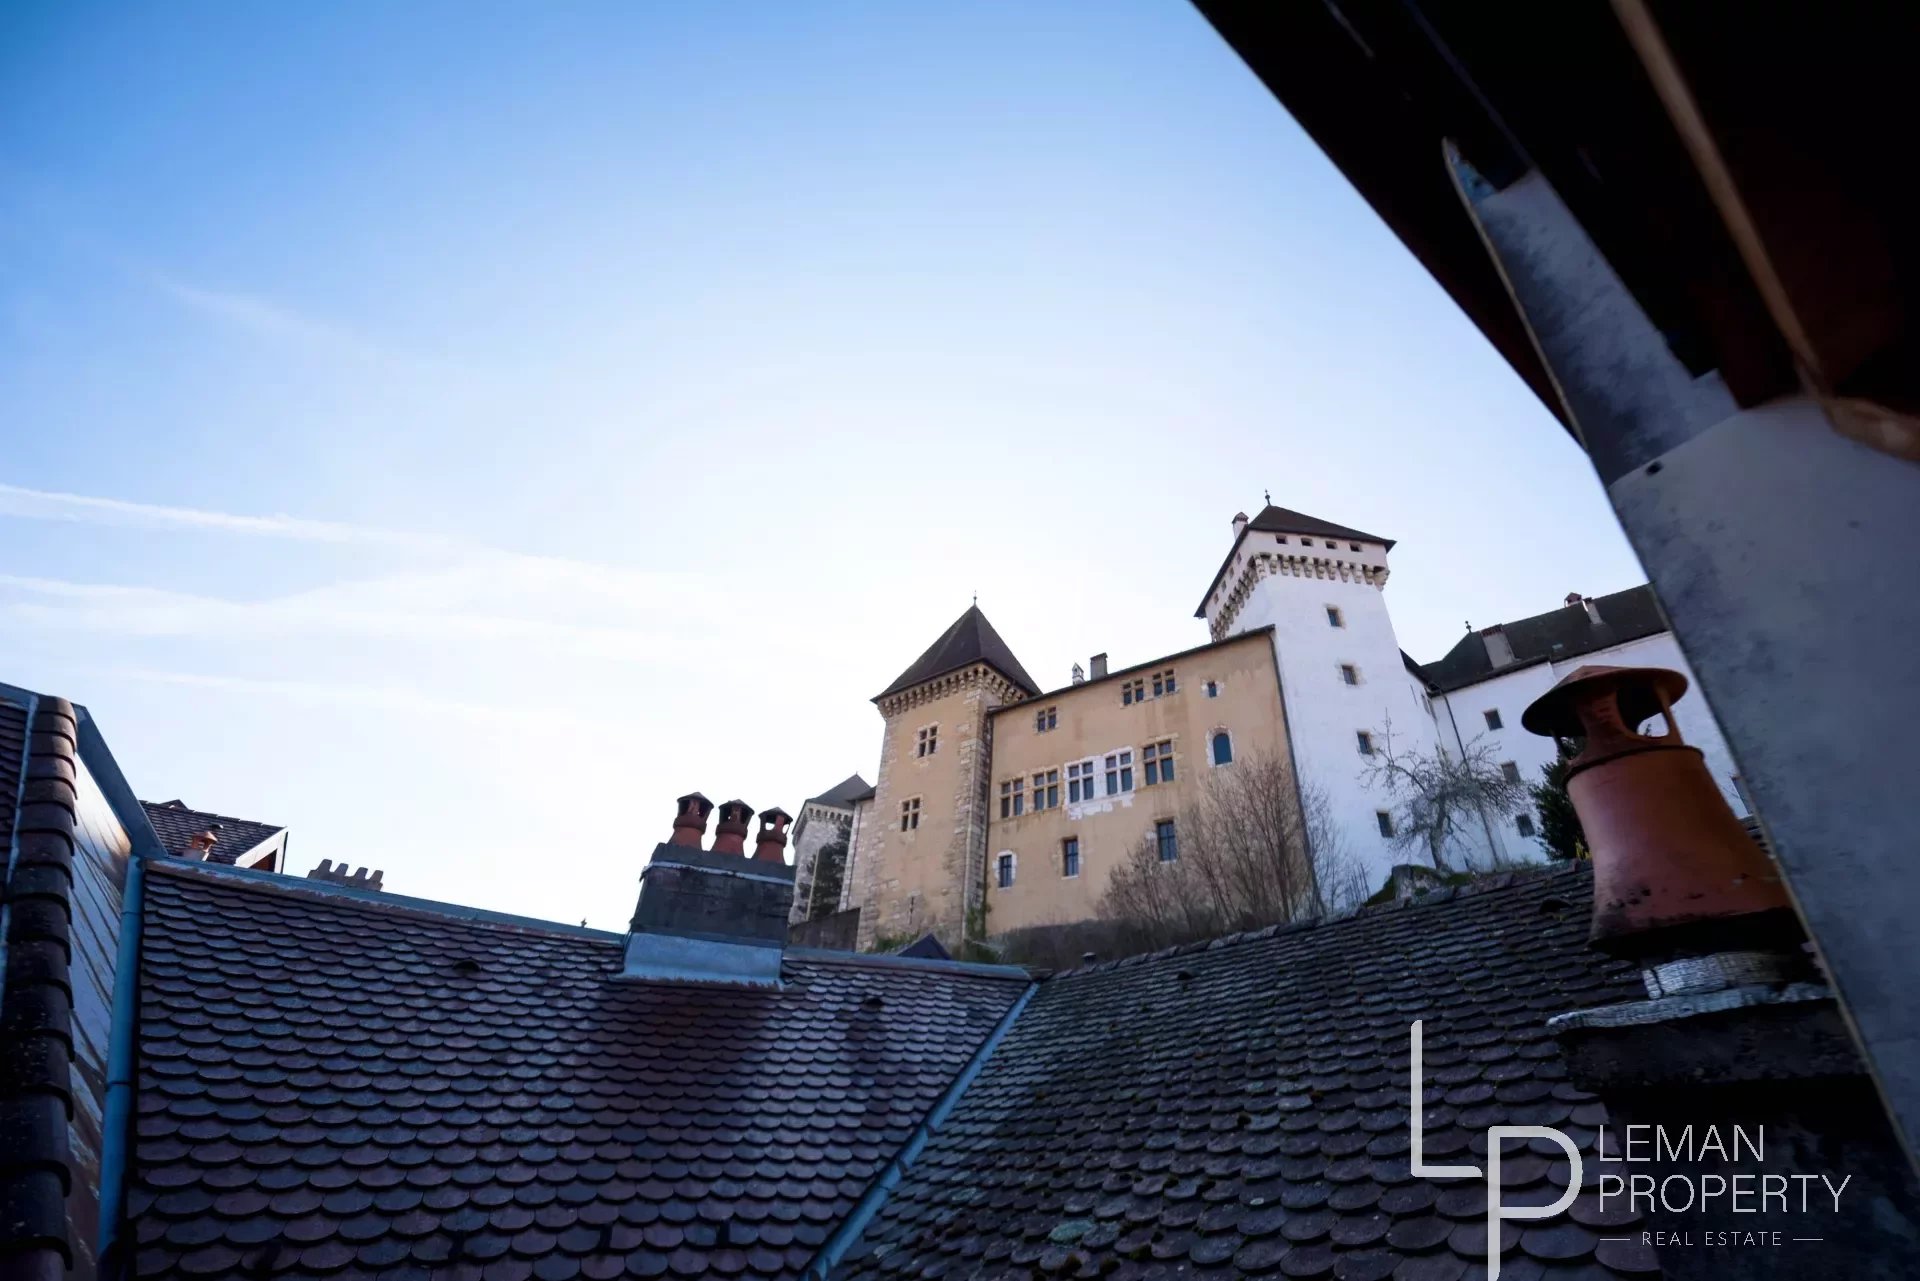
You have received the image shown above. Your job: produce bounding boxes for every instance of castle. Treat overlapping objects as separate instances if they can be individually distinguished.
[790,504,1747,951]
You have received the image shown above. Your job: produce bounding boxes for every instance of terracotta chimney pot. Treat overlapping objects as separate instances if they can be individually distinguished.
[752,808,793,864]
[670,792,713,848]
[712,799,755,855]
[1522,664,1797,961]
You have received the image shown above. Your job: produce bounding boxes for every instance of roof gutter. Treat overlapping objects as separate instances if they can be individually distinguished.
[96,851,146,1281]
[803,979,1037,1279]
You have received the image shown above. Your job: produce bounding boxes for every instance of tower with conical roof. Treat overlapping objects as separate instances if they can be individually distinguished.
[845,604,1039,950]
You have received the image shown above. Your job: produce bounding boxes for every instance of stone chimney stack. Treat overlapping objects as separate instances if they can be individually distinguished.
[622,792,796,987]
[1481,625,1515,669]
[1232,511,1249,538]
[183,823,222,861]
[307,860,384,891]
[1090,652,1108,680]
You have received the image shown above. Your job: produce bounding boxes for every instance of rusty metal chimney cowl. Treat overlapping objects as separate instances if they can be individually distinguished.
[670,793,713,848]
[712,800,754,855]
[1521,664,1800,963]
[752,808,793,864]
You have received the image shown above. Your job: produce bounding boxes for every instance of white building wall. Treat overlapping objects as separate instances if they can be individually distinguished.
[1430,629,1748,849]
[1211,534,1450,893]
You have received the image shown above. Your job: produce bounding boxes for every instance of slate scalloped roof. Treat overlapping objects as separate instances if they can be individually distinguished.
[876,606,1039,701]
[139,799,284,866]
[130,862,1029,1281]
[807,774,876,809]
[1417,587,1669,694]
[837,865,1661,1281]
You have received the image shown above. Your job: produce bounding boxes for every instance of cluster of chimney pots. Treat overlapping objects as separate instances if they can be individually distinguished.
[666,792,792,864]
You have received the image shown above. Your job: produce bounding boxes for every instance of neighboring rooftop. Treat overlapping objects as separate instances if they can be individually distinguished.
[139,798,285,866]
[875,604,1040,702]
[806,773,876,809]
[130,860,1029,1281]
[1418,585,1670,692]
[840,864,1656,1280]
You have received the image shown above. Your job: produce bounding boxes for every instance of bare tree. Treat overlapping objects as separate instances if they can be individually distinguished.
[1358,716,1529,872]
[1096,753,1370,953]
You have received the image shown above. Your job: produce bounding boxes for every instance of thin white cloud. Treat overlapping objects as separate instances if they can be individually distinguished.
[110,666,612,733]
[0,481,452,549]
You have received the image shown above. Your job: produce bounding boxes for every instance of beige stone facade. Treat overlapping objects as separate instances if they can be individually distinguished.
[981,629,1293,935]
[846,662,1027,950]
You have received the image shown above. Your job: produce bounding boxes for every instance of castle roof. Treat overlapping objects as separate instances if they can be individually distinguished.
[1417,584,1669,692]
[1195,505,1395,618]
[805,772,876,808]
[875,604,1040,702]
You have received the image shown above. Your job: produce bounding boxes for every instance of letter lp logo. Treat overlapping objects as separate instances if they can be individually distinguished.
[1409,1021,1583,1280]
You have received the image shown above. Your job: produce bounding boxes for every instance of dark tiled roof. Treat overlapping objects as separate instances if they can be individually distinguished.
[840,865,1659,1280]
[1418,586,1670,693]
[130,862,1029,1281]
[1249,504,1393,550]
[875,605,1039,701]
[0,693,87,1278]
[807,774,875,808]
[139,799,284,865]
[1196,505,1395,617]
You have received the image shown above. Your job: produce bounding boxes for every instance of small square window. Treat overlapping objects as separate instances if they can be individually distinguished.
[1356,730,1374,756]
[1340,664,1359,686]
[1036,705,1057,733]
[916,725,938,757]
[1501,761,1521,784]
[1155,819,1178,863]
[1204,680,1219,698]
[1067,760,1097,803]
[1484,709,1504,731]
[999,779,1025,818]
[1516,813,1536,838]
[1326,606,1344,628]
[1122,677,1145,706]
[900,797,921,832]
[1031,769,1059,810]
[1349,542,1361,551]
[1105,750,1134,794]
[1061,838,1080,878]
[1376,810,1395,838]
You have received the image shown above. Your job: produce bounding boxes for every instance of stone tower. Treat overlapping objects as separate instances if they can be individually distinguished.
[846,605,1039,951]
[1196,506,1445,885]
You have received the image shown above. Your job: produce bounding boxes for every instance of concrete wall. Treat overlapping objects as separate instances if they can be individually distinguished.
[982,630,1293,934]
[1212,535,1446,889]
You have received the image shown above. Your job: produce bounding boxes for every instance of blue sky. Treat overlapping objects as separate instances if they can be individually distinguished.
[1,1,1642,926]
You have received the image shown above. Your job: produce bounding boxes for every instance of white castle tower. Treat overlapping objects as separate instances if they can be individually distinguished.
[1197,505,1451,886]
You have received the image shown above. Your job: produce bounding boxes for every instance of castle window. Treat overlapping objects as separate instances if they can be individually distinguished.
[1032,769,1059,810]
[1204,680,1219,698]
[916,725,938,757]
[1036,705,1057,733]
[1484,709,1504,731]
[1062,838,1080,878]
[1326,606,1344,628]
[1340,664,1359,686]
[1356,730,1375,756]
[1155,819,1179,863]
[900,797,921,831]
[1516,813,1536,839]
[1067,760,1097,803]
[1349,542,1361,551]
[1105,750,1134,794]
[1211,731,1233,766]
[996,852,1016,888]
[1501,761,1521,784]
[1121,677,1145,705]
[1376,810,1395,838]
[1151,669,1176,697]
[1143,740,1175,785]
[1302,538,1315,547]
[999,778,1025,818]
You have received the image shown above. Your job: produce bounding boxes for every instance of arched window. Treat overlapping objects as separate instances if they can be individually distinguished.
[1211,731,1233,766]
